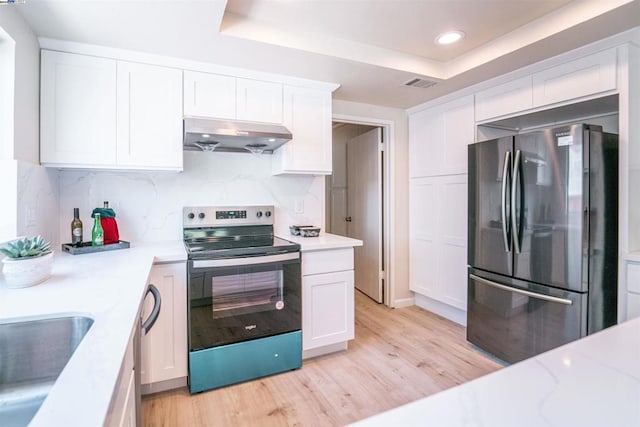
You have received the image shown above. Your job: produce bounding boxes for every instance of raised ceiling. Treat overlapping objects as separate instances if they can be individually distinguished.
[12,0,640,109]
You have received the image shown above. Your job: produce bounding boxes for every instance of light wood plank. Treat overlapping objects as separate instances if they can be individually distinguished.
[142,291,502,426]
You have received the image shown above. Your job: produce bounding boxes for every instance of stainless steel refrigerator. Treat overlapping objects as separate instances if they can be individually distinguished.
[467,123,618,364]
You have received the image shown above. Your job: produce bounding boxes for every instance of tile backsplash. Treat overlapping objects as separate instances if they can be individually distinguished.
[58,151,324,244]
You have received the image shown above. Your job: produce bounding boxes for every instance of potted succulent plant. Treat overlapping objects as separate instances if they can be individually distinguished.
[0,235,54,288]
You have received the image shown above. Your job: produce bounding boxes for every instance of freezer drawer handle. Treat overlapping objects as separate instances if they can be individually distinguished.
[501,150,511,253]
[469,274,573,305]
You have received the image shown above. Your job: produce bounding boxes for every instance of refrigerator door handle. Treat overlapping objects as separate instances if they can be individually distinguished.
[501,151,512,252]
[511,149,522,254]
[470,274,573,305]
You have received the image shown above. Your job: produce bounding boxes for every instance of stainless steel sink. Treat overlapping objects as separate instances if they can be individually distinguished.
[0,315,94,427]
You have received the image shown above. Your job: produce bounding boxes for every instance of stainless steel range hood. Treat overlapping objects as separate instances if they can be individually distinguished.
[183,117,292,154]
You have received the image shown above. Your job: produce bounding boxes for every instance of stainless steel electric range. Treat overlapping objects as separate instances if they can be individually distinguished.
[183,205,302,393]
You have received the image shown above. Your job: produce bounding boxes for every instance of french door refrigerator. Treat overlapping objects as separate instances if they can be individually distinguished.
[467,123,618,364]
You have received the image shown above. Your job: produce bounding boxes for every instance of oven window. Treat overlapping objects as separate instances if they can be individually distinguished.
[212,268,283,318]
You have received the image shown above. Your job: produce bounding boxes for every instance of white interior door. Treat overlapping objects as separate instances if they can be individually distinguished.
[347,128,383,303]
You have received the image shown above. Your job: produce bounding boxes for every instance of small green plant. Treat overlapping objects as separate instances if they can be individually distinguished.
[0,236,52,259]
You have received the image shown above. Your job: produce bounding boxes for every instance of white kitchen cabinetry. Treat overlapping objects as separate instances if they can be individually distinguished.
[183,70,283,124]
[409,95,474,178]
[40,50,117,166]
[41,50,183,171]
[105,330,136,427]
[116,62,183,170]
[626,261,640,319]
[302,248,355,358]
[409,175,468,313]
[140,262,187,393]
[236,78,283,123]
[272,86,333,175]
[532,48,617,107]
[475,76,533,122]
[183,70,236,119]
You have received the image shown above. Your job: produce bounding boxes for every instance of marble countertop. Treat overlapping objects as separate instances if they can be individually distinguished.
[353,316,640,427]
[0,240,186,427]
[281,232,363,251]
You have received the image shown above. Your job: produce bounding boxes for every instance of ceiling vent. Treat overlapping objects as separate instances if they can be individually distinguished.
[403,77,438,89]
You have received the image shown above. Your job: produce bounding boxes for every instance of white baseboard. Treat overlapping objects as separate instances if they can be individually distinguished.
[303,341,348,360]
[414,293,467,326]
[391,297,415,308]
[141,376,187,395]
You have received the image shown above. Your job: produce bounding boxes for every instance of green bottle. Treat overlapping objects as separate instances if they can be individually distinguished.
[92,213,104,246]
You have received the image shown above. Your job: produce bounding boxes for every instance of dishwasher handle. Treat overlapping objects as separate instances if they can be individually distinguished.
[142,284,161,335]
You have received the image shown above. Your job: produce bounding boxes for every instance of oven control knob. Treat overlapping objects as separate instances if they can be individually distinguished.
[187,213,195,219]
[198,212,205,219]
[265,210,272,218]
[256,211,263,218]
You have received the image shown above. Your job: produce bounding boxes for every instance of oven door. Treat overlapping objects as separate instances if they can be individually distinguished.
[188,251,301,350]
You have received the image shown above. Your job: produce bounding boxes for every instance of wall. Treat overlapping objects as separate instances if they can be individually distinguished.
[58,151,324,244]
[0,7,40,163]
[332,100,411,307]
[0,9,58,247]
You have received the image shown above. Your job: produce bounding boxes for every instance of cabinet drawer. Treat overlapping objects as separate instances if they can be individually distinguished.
[627,262,640,293]
[302,248,354,276]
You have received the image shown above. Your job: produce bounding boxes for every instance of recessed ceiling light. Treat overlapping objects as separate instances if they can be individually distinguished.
[201,134,210,138]
[435,30,465,45]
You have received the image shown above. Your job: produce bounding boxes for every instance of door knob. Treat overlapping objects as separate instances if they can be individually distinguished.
[346,217,352,222]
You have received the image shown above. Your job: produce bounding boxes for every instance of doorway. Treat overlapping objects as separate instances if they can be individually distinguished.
[326,120,388,304]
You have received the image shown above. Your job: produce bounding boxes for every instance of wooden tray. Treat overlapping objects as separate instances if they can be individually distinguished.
[61,241,130,255]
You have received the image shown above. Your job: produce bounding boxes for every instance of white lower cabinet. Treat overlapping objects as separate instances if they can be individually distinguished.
[105,330,136,427]
[626,261,640,320]
[410,175,468,317]
[302,248,355,358]
[140,262,187,393]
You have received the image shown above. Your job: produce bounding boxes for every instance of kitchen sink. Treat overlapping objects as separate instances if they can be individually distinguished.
[0,315,94,427]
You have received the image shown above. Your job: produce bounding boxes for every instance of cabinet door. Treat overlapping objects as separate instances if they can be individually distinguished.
[475,76,533,122]
[272,86,332,175]
[532,48,617,107]
[183,70,236,119]
[141,262,187,386]
[409,95,473,177]
[410,175,467,311]
[40,50,117,166]
[116,62,183,170]
[302,270,354,351]
[236,78,283,123]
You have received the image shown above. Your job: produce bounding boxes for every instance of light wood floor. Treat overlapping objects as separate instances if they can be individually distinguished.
[142,292,502,426]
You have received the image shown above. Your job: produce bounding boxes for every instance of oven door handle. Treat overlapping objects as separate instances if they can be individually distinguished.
[192,252,299,268]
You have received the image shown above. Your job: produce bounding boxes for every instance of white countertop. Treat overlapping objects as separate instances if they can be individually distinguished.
[353,317,640,427]
[0,240,186,427]
[281,232,363,251]
[625,251,640,262]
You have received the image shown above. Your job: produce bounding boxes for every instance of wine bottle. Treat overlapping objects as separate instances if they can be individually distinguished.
[92,213,104,246]
[71,208,83,247]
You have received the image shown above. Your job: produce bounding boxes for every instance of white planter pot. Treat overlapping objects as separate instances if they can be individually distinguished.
[1,252,54,289]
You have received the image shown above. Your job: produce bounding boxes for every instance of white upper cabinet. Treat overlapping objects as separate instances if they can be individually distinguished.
[409,95,474,178]
[41,50,183,171]
[236,78,283,123]
[272,86,332,175]
[116,62,183,170]
[41,50,118,166]
[183,71,283,124]
[532,48,617,107]
[183,71,235,119]
[475,76,533,122]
